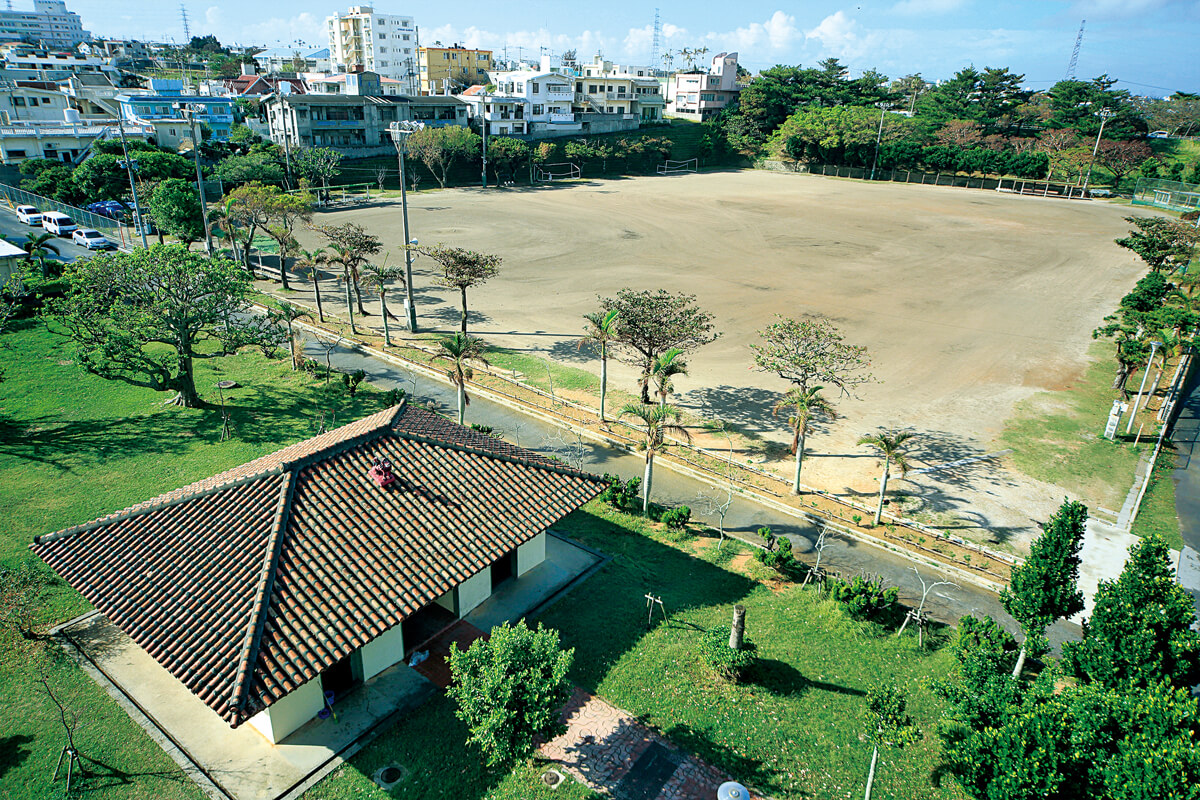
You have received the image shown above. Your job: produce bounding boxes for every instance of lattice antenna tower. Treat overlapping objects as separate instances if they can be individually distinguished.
[1065,19,1084,80]
[180,4,191,41]
[650,8,661,72]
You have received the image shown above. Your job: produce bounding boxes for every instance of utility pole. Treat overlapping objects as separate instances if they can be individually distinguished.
[115,115,148,248]
[870,102,888,181]
[389,121,423,332]
[175,103,213,256]
[278,96,294,188]
[480,89,488,189]
[1082,108,1114,195]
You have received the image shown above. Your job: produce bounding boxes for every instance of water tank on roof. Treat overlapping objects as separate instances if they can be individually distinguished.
[63,108,80,124]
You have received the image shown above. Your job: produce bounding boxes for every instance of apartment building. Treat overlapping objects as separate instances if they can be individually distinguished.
[0,0,89,50]
[116,79,235,149]
[326,6,418,94]
[252,47,332,75]
[263,70,466,157]
[572,55,663,122]
[666,51,740,121]
[460,67,582,137]
[418,44,491,95]
[0,113,152,164]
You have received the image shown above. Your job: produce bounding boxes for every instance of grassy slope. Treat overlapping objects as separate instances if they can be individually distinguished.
[0,320,387,800]
[1130,441,1184,549]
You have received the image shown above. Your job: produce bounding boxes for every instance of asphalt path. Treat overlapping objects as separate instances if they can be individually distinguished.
[295,327,1079,650]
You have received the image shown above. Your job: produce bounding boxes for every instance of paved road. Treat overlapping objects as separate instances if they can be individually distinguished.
[1173,366,1200,552]
[0,206,100,263]
[296,329,1079,649]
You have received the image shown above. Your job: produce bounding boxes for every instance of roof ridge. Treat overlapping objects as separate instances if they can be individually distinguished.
[280,402,407,475]
[391,421,604,484]
[32,465,287,546]
[229,470,294,719]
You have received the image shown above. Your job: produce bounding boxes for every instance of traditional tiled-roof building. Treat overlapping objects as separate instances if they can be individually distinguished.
[33,402,603,743]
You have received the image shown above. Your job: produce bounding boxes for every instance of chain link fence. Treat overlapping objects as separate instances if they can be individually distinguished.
[761,161,1093,199]
[1132,177,1200,213]
[0,182,136,250]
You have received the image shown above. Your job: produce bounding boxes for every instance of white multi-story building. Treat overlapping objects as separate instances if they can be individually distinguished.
[462,63,581,138]
[326,6,418,95]
[0,1,88,50]
[572,54,664,122]
[666,51,740,121]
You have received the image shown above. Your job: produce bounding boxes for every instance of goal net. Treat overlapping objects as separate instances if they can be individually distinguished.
[657,158,698,175]
[535,162,582,182]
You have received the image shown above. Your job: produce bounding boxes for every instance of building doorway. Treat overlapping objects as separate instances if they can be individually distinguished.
[491,549,517,592]
[320,650,363,703]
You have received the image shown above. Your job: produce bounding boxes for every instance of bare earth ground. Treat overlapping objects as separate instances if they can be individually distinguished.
[297,171,1145,550]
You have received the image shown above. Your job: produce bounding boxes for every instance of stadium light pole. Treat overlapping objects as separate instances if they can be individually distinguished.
[1082,108,1115,196]
[869,101,889,181]
[389,120,424,333]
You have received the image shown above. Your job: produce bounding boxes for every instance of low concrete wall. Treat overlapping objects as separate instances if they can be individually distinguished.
[360,622,405,681]
[517,532,546,576]
[249,674,324,744]
[458,568,492,617]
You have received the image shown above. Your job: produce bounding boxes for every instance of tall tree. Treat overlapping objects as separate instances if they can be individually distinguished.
[1115,216,1199,274]
[752,314,874,397]
[407,126,482,189]
[48,245,283,407]
[1001,499,1087,679]
[1094,140,1153,188]
[578,308,620,422]
[487,136,530,184]
[294,247,329,323]
[446,620,573,768]
[774,385,836,494]
[261,190,314,291]
[1064,533,1200,692]
[223,182,276,273]
[430,332,489,424]
[862,683,921,800]
[601,289,719,404]
[650,347,688,406]
[270,299,311,370]
[295,146,343,195]
[360,259,404,347]
[416,245,501,333]
[317,222,382,316]
[619,402,692,514]
[147,178,205,249]
[857,431,914,526]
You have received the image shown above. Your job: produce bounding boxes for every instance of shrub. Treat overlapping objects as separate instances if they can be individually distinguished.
[469,423,501,438]
[758,525,775,547]
[381,387,407,407]
[828,574,900,620]
[852,514,863,525]
[598,473,642,512]
[661,505,691,530]
[953,614,1017,660]
[342,368,366,396]
[755,535,806,579]
[699,626,757,681]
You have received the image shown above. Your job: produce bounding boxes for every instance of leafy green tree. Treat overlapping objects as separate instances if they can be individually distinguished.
[360,259,404,347]
[222,182,276,270]
[619,402,692,514]
[774,386,835,494]
[446,620,573,768]
[18,158,82,203]
[863,683,921,800]
[430,332,489,424]
[70,153,131,201]
[415,244,501,333]
[915,66,1030,134]
[751,314,873,397]
[1115,216,1199,274]
[772,105,917,166]
[487,136,530,184]
[856,431,914,527]
[215,152,285,185]
[295,146,342,194]
[1044,76,1147,140]
[408,126,481,188]
[1001,499,1087,679]
[16,231,61,278]
[1064,534,1200,692]
[600,289,719,404]
[48,245,283,407]
[147,178,205,249]
[261,190,314,291]
[318,222,382,317]
[578,308,620,422]
[1094,140,1153,188]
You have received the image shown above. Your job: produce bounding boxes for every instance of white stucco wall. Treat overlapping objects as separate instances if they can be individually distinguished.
[247,674,324,744]
[517,532,547,576]
[434,587,456,614]
[360,622,405,681]
[458,568,492,617]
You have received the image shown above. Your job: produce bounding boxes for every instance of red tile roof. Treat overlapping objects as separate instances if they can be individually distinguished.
[32,403,602,728]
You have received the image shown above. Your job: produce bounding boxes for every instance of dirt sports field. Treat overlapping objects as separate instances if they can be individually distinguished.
[302,170,1147,548]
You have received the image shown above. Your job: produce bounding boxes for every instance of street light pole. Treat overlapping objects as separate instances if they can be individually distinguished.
[870,102,889,181]
[1082,108,1115,195]
[390,120,424,333]
[176,103,214,256]
[480,90,489,189]
[115,115,148,248]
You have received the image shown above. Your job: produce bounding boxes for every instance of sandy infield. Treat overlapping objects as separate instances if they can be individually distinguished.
[300,170,1146,548]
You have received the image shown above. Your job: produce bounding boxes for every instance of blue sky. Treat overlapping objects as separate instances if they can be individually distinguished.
[73,0,1197,94]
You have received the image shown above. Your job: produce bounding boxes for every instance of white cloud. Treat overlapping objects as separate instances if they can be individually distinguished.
[706,10,802,53]
[214,11,324,49]
[891,0,967,15]
[424,23,613,65]
[805,11,881,61]
[204,6,222,29]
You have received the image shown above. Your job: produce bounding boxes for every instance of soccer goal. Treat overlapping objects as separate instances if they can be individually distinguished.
[657,158,698,175]
[535,162,582,182]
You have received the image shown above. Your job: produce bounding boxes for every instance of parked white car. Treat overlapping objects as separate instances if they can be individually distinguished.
[72,228,111,250]
[41,211,77,236]
[1148,130,1170,139]
[15,205,42,225]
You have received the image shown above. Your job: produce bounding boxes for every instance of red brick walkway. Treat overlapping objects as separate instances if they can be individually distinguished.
[410,620,488,688]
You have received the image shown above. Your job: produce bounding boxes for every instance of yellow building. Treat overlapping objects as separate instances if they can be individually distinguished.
[418,44,493,95]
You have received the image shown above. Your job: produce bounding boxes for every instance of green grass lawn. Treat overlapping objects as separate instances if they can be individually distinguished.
[1000,344,1142,510]
[1130,440,1183,549]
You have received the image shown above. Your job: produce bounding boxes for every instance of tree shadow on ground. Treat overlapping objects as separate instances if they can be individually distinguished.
[681,385,795,438]
[0,734,33,779]
[416,304,493,332]
[75,753,193,793]
[660,723,771,793]
[547,339,598,365]
[745,658,866,699]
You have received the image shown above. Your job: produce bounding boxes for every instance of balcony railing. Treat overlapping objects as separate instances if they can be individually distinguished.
[547,112,575,123]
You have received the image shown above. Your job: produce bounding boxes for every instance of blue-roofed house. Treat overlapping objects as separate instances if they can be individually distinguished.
[117,79,234,149]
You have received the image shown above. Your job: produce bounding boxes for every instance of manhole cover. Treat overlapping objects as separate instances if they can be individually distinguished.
[542,768,566,789]
[373,763,408,790]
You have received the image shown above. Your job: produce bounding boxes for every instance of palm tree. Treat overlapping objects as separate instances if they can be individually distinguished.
[430,332,489,425]
[857,431,915,527]
[271,300,312,370]
[360,259,405,347]
[326,243,359,335]
[578,309,619,422]
[619,402,692,515]
[650,347,688,406]
[19,232,60,278]
[293,248,329,323]
[774,386,836,494]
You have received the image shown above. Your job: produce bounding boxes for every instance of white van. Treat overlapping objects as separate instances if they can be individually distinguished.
[41,211,77,236]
